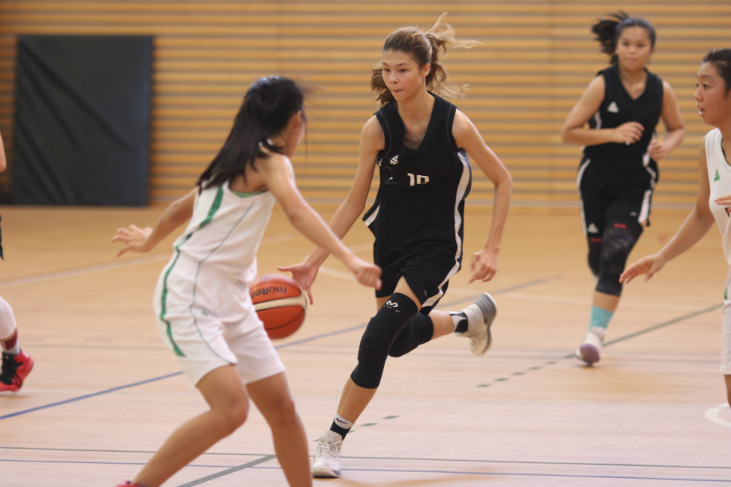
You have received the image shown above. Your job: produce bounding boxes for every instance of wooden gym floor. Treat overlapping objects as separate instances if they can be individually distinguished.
[0,204,729,486]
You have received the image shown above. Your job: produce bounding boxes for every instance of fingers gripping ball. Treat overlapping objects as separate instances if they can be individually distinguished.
[250,274,307,339]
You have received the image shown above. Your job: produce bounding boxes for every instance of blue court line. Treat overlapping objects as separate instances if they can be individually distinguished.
[0,276,558,421]
[0,459,726,484]
[2,450,727,484]
[2,446,729,471]
[0,372,182,420]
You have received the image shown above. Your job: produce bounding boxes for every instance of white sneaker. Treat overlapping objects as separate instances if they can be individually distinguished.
[311,431,342,478]
[458,293,497,355]
[575,328,605,365]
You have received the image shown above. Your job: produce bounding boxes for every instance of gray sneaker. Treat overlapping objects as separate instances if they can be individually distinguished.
[311,431,342,478]
[458,292,497,355]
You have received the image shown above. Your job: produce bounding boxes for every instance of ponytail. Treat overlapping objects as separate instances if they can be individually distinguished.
[591,11,656,65]
[197,76,305,190]
[371,13,478,105]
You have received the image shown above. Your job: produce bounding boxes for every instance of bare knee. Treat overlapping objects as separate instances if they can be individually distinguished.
[212,397,249,435]
[271,395,298,423]
[260,392,301,431]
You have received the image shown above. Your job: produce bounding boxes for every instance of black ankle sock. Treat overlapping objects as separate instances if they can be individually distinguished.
[451,311,468,333]
[330,418,352,439]
[329,414,353,439]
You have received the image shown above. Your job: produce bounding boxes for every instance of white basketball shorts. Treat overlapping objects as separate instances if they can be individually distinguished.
[153,254,285,387]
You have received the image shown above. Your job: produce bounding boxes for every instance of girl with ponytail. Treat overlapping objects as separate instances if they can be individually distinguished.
[111,76,381,487]
[280,14,512,479]
[560,12,685,366]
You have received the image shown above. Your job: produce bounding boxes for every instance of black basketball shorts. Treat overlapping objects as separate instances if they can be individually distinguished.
[373,242,461,314]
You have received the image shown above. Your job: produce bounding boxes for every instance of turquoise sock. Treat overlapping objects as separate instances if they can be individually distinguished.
[588,306,613,333]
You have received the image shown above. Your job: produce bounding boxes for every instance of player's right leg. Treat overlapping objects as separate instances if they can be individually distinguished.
[313,281,420,478]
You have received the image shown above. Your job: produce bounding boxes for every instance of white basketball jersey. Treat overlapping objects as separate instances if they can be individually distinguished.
[705,128,731,264]
[172,181,276,284]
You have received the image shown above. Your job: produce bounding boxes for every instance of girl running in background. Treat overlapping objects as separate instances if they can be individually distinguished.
[561,11,685,365]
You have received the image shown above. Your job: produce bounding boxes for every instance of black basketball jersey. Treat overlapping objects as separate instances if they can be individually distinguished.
[362,94,471,255]
[583,64,664,169]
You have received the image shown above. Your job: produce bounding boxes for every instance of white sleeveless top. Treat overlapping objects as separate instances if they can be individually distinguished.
[705,128,731,264]
[172,181,276,284]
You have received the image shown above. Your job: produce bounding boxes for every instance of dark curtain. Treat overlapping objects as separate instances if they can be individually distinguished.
[12,35,153,205]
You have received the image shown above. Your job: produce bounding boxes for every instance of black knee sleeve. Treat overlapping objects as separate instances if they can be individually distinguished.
[350,293,418,389]
[388,312,434,358]
[595,222,642,296]
[587,236,603,277]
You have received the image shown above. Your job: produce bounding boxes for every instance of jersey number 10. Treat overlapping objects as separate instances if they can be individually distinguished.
[407,173,430,186]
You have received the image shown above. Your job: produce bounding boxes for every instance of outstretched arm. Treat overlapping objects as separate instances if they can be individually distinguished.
[306,116,381,268]
[111,188,196,257]
[278,116,382,293]
[263,152,381,297]
[621,141,715,283]
[453,110,512,283]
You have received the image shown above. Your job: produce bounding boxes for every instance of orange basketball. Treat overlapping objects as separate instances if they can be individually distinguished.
[250,274,307,339]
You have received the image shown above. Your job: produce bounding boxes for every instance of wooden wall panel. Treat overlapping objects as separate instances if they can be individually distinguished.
[0,1,728,207]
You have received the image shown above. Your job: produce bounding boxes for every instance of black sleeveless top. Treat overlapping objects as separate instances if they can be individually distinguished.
[362,94,471,255]
[583,64,664,170]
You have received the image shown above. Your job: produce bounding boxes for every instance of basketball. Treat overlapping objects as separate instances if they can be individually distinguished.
[250,274,308,339]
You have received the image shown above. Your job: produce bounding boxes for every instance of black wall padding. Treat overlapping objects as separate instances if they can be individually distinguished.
[12,35,153,205]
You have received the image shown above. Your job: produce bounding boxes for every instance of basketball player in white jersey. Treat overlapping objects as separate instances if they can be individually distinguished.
[111,76,381,487]
[0,130,34,393]
[621,48,731,409]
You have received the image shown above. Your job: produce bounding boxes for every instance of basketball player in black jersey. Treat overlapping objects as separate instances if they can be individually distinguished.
[561,12,684,366]
[280,14,512,479]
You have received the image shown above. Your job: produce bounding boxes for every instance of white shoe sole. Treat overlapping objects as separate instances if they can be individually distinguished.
[468,293,497,355]
[312,463,341,478]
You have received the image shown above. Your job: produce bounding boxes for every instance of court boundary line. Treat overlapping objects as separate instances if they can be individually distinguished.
[2,446,730,471]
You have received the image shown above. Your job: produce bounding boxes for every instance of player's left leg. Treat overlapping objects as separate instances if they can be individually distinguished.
[0,296,33,392]
[577,169,655,366]
[248,372,312,487]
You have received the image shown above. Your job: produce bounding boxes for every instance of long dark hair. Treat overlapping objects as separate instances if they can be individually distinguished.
[197,76,305,190]
[592,11,656,65]
[703,48,731,93]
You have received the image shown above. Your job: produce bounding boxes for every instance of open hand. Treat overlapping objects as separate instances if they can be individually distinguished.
[619,254,667,284]
[110,224,153,257]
